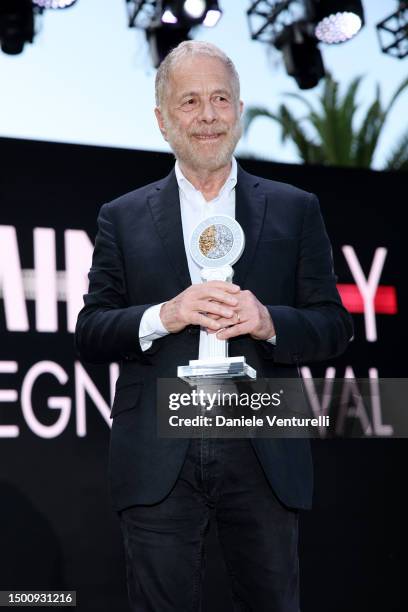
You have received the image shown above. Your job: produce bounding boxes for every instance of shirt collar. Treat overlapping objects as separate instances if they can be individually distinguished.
[175,156,237,201]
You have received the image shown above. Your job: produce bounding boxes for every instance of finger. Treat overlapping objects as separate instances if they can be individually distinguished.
[206,311,242,333]
[206,321,236,334]
[204,281,241,293]
[210,312,244,328]
[194,299,236,319]
[206,313,221,320]
[191,311,223,331]
[216,322,250,340]
[199,289,240,306]
[198,286,241,305]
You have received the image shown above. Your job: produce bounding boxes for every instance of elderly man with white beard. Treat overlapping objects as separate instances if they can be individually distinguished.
[75,40,353,612]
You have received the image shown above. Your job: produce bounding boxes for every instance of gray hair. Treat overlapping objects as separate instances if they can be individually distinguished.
[155,40,240,108]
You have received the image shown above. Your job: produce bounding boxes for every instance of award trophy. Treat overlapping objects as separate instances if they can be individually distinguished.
[177,215,257,383]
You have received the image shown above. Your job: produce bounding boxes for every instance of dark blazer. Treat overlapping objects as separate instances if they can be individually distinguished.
[75,162,353,512]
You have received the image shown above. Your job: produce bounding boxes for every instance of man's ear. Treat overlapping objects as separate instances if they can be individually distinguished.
[239,99,244,116]
[154,107,168,141]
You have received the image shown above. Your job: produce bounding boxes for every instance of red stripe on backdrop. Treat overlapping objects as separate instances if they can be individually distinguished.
[337,284,397,314]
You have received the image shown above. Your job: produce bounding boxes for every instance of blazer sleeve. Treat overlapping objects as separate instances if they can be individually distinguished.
[74,202,160,364]
[260,192,354,365]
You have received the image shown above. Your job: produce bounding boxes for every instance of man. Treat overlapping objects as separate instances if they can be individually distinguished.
[75,41,353,611]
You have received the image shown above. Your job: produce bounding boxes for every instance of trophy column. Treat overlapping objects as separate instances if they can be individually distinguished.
[177,215,256,384]
[198,265,233,361]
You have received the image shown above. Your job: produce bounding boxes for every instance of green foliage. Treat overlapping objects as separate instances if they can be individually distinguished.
[243,74,408,171]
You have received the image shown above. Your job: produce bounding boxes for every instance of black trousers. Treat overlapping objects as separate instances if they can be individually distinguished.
[118,437,300,611]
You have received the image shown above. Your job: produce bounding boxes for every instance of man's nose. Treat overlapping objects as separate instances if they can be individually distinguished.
[199,99,217,122]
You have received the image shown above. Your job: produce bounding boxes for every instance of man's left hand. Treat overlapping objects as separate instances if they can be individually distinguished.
[206,289,275,341]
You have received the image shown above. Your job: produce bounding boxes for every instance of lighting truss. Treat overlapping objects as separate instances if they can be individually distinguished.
[376,2,408,59]
[247,0,308,46]
[126,0,158,30]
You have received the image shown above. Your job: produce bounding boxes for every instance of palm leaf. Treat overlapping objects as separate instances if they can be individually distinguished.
[318,75,347,164]
[275,104,324,163]
[282,91,329,157]
[383,129,408,171]
[336,75,364,165]
[384,76,408,116]
[242,106,280,136]
[243,104,322,163]
[282,92,316,114]
[353,85,383,167]
[243,73,408,171]
[341,75,364,125]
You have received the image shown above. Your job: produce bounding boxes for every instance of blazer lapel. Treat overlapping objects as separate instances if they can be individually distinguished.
[233,163,266,288]
[147,168,191,291]
[147,162,266,291]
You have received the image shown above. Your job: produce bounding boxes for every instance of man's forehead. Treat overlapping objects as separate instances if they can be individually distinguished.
[168,57,234,96]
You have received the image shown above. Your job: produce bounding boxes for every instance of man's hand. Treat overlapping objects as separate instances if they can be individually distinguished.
[160,281,240,333]
[206,289,275,341]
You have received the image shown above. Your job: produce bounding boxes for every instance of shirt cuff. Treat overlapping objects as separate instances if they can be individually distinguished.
[266,334,276,345]
[139,302,169,351]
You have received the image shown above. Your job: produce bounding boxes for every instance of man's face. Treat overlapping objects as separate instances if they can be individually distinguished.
[155,54,243,172]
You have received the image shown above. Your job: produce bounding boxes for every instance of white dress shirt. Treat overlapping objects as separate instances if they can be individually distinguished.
[138,156,276,351]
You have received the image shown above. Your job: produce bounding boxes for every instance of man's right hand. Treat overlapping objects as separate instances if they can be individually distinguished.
[160,281,240,333]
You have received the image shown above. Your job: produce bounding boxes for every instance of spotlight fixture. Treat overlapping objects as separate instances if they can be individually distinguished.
[376,1,408,60]
[126,0,222,67]
[32,0,78,8]
[310,0,364,44]
[181,0,207,20]
[147,25,192,67]
[203,4,222,27]
[0,0,78,54]
[247,0,325,89]
[159,0,222,25]
[276,21,325,89]
[0,0,34,55]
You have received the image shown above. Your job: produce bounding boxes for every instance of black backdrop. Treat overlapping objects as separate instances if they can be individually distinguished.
[0,136,406,611]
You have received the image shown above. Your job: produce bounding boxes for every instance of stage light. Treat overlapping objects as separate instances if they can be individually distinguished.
[32,0,78,8]
[276,22,325,89]
[311,0,364,44]
[161,8,178,24]
[203,7,222,27]
[0,0,34,55]
[126,0,222,67]
[147,24,191,67]
[161,0,219,25]
[376,2,408,60]
[247,1,325,89]
[183,0,206,20]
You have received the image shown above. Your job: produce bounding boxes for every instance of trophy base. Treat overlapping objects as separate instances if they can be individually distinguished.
[178,356,256,384]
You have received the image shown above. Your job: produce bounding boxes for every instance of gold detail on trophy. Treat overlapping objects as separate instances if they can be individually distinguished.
[199,225,216,256]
